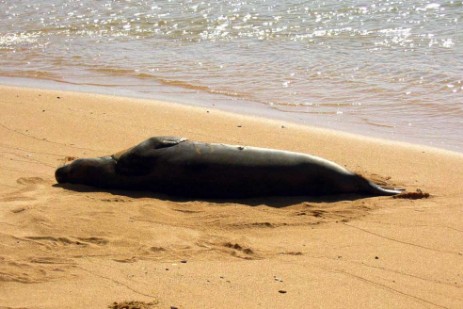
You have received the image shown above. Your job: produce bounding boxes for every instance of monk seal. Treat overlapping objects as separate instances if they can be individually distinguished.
[55,136,402,198]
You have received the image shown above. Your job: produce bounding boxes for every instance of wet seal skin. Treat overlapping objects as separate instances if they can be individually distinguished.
[55,136,403,198]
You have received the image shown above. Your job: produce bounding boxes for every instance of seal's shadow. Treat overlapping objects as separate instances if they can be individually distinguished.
[54,183,371,208]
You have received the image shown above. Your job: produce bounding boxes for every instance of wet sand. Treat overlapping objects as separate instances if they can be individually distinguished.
[1,85,462,308]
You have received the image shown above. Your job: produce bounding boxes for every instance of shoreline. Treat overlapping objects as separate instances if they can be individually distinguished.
[1,85,463,308]
[1,77,460,154]
[1,81,460,157]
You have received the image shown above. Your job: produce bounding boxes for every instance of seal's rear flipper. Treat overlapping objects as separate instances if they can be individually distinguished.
[368,181,404,196]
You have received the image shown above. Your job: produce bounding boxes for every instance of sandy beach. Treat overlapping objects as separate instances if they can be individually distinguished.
[1,85,462,308]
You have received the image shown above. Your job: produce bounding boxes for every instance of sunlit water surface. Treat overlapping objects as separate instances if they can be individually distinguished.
[1,0,462,151]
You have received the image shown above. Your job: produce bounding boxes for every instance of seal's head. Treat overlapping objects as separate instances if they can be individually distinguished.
[55,156,117,188]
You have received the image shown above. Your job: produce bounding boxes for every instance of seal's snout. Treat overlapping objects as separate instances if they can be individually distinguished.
[54,156,118,187]
[55,165,70,183]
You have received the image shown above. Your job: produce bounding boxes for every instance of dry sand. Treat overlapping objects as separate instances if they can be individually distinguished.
[0,85,462,308]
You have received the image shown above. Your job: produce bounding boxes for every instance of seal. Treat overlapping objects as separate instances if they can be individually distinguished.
[55,136,402,198]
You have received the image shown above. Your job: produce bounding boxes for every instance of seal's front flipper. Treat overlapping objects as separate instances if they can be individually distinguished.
[143,136,188,150]
[112,136,187,161]
[113,136,187,175]
[112,147,135,161]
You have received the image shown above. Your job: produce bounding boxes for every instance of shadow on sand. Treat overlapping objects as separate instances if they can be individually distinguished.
[53,183,376,208]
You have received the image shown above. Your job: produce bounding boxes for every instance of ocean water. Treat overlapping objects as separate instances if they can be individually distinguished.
[1,0,462,152]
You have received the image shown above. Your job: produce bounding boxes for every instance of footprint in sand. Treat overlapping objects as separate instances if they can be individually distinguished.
[222,242,256,259]
[109,300,158,309]
[77,237,110,246]
[16,176,46,185]
[1,256,74,284]
[1,177,48,206]
[25,236,109,248]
